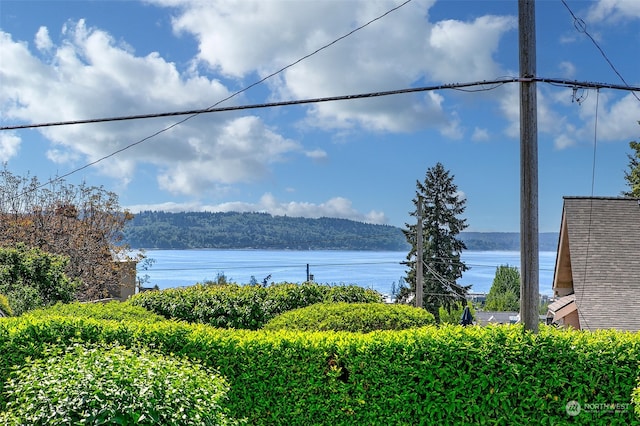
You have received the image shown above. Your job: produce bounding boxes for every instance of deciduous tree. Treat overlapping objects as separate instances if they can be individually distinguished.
[485,265,520,311]
[0,165,140,300]
[398,162,469,322]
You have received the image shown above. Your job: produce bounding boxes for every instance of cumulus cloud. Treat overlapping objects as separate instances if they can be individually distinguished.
[427,15,516,82]
[149,0,515,134]
[587,0,640,22]
[558,61,576,79]
[126,192,388,224]
[471,127,490,142]
[34,26,53,51]
[0,21,302,194]
[0,132,21,161]
[157,116,300,195]
[305,149,328,161]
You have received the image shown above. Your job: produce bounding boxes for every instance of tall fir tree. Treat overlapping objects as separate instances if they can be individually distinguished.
[399,162,470,322]
[622,131,640,198]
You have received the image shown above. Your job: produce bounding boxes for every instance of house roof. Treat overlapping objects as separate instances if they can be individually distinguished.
[547,293,576,313]
[475,311,519,325]
[552,196,640,331]
[546,294,577,323]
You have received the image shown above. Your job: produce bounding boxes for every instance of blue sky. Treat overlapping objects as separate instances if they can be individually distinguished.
[1,0,638,232]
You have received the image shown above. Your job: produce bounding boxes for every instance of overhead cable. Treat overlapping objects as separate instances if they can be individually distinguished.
[560,0,640,103]
[3,77,638,132]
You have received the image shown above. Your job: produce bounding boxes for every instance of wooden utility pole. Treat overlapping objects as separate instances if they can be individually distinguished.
[519,0,539,332]
[416,195,424,308]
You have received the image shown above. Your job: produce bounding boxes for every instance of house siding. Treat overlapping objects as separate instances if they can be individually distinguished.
[563,197,640,331]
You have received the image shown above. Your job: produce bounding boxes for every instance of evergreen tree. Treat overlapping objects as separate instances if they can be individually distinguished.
[485,265,520,311]
[622,129,640,198]
[398,163,469,322]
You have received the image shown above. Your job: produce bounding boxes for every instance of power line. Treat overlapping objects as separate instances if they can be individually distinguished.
[4,77,638,132]
[0,79,516,131]
[1,0,414,193]
[1,76,636,200]
[560,0,640,103]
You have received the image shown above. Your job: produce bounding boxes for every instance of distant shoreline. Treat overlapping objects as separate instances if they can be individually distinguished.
[123,211,559,252]
[135,247,558,254]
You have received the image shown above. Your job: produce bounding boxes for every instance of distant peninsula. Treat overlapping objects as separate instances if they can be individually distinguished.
[122,211,559,251]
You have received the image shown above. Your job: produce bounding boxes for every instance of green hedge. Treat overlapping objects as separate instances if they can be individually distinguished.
[129,282,382,329]
[0,245,78,315]
[264,302,435,332]
[1,343,240,425]
[27,301,168,323]
[1,314,638,425]
[634,381,640,419]
[0,294,12,317]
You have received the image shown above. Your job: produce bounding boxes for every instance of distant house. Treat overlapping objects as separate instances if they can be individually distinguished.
[105,259,138,302]
[475,311,519,326]
[548,196,640,331]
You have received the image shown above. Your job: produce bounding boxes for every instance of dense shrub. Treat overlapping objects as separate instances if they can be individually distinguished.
[26,301,167,323]
[0,293,12,317]
[0,245,78,315]
[0,343,241,425]
[324,285,382,303]
[264,302,435,332]
[129,282,382,329]
[1,314,638,425]
[634,382,640,419]
[438,301,476,325]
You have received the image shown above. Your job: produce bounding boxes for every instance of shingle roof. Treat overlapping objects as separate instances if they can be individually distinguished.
[554,196,640,331]
[547,293,575,313]
[475,311,519,325]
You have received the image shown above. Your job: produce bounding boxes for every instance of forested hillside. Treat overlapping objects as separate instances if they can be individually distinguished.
[461,232,559,251]
[123,211,409,250]
[122,211,559,251]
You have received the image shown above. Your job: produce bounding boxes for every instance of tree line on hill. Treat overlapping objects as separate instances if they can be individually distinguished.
[123,211,408,250]
[122,210,559,251]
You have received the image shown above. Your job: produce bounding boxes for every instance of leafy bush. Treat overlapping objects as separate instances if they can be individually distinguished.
[26,300,168,323]
[438,302,476,325]
[0,343,241,425]
[634,381,640,419]
[0,244,78,315]
[129,282,382,329]
[324,285,382,303]
[264,302,435,332]
[1,316,638,425]
[0,293,12,317]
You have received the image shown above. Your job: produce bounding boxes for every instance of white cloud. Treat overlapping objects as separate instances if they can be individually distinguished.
[34,26,53,51]
[149,0,515,135]
[0,132,21,161]
[558,61,576,79]
[0,21,302,194]
[126,192,388,224]
[471,127,490,142]
[305,149,328,161]
[428,15,516,82]
[579,92,640,142]
[541,90,639,150]
[157,116,300,195]
[554,134,575,150]
[587,0,640,22]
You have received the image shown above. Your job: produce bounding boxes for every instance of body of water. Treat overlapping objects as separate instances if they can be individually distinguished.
[138,250,557,296]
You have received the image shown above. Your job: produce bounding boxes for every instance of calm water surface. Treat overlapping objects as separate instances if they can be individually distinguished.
[138,250,557,296]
